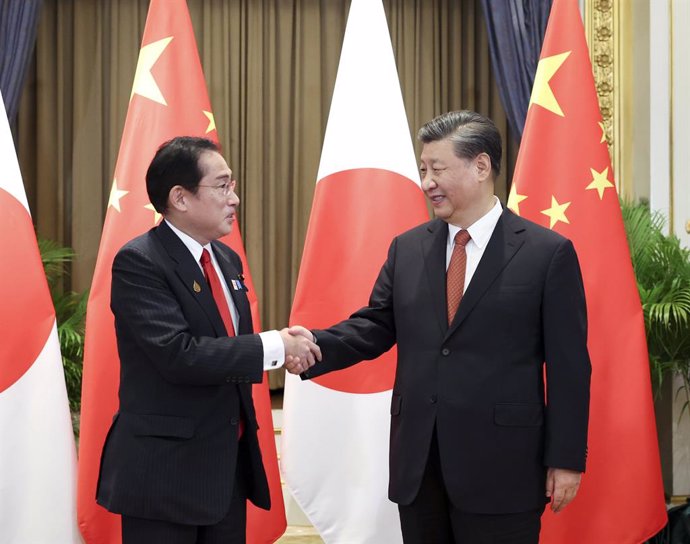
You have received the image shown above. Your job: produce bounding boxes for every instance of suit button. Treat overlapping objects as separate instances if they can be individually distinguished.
[430,395,437,404]
[231,417,239,425]
[441,348,450,356]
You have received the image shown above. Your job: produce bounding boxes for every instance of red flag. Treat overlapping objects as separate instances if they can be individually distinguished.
[282,0,428,541]
[510,0,666,541]
[76,2,285,542]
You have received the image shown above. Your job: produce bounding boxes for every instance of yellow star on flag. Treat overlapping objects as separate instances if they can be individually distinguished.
[529,51,571,116]
[598,121,607,144]
[586,167,615,200]
[131,36,173,105]
[507,183,528,215]
[108,179,129,212]
[144,203,163,225]
[541,196,571,229]
[203,111,216,134]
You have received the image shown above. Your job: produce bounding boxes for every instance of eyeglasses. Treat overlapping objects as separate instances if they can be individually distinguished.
[197,179,237,196]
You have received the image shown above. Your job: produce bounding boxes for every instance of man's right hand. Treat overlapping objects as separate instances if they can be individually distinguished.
[279,327,320,375]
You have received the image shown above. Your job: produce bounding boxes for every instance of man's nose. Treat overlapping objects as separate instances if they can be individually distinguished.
[421,172,435,191]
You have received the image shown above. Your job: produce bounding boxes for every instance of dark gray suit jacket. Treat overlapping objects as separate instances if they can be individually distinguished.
[97,221,270,525]
[305,209,591,514]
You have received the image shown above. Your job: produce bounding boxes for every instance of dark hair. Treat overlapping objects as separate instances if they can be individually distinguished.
[146,136,220,213]
[417,111,502,177]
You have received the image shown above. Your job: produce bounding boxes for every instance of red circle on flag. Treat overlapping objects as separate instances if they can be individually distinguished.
[291,168,428,394]
[0,189,55,393]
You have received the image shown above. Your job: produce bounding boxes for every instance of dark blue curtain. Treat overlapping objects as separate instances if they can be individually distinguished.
[0,0,42,122]
[480,0,552,141]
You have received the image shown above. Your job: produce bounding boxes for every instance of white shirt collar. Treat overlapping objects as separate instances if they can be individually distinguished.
[165,219,213,265]
[447,196,503,249]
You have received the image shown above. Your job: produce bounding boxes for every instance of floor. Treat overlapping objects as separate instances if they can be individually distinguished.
[276,526,324,543]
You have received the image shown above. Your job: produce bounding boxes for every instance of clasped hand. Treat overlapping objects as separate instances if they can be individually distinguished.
[279,325,321,375]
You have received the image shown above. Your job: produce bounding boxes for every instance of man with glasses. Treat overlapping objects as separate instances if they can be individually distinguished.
[97,136,320,543]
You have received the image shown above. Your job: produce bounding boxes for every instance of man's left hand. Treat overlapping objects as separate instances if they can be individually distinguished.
[546,467,582,513]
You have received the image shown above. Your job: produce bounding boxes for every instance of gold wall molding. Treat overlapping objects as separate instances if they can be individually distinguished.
[584,0,633,198]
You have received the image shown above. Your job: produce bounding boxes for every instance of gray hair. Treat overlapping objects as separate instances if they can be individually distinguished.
[417,111,502,177]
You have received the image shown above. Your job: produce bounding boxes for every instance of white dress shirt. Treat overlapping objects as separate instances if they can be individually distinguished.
[446,197,503,294]
[166,220,284,370]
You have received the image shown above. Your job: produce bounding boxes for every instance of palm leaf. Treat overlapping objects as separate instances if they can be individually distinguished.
[38,237,86,416]
[621,199,690,409]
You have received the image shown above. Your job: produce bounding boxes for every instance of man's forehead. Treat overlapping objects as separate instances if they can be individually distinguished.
[420,138,454,157]
[420,146,446,163]
[199,150,231,173]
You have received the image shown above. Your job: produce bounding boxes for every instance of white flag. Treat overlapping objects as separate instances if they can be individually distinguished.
[282,0,428,541]
[0,91,80,544]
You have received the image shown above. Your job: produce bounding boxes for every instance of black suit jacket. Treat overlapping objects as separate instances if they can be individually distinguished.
[305,209,591,514]
[97,221,270,525]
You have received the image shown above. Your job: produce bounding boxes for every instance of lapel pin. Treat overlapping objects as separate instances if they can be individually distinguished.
[193,280,201,293]
[235,274,248,292]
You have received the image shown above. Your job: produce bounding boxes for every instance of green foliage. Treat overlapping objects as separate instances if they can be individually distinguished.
[621,200,690,415]
[38,238,88,413]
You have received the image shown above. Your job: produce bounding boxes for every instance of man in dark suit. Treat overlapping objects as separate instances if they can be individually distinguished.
[97,136,320,544]
[289,111,591,543]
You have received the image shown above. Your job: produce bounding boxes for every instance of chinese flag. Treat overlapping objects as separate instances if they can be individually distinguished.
[76,2,285,542]
[510,0,667,541]
[282,0,428,542]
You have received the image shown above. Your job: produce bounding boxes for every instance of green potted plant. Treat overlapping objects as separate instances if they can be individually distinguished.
[621,200,690,404]
[622,199,690,513]
[38,238,88,434]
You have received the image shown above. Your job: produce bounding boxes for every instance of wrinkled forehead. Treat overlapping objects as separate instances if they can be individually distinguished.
[420,138,456,163]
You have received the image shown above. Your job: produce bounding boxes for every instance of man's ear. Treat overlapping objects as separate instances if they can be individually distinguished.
[168,185,187,212]
[475,153,492,181]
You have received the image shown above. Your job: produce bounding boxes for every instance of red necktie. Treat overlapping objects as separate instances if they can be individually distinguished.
[447,230,472,324]
[200,248,236,337]
[200,248,244,439]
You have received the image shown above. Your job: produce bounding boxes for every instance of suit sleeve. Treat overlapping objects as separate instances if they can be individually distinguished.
[542,238,592,472]
[111,245,264,386]
[303,238,399,379]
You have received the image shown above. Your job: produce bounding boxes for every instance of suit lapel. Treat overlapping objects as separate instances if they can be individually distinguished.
[421,219,451,335]
[446,209,526,339]
[211,242,255,420]
[212,241,253,335]
[154,222,227,337]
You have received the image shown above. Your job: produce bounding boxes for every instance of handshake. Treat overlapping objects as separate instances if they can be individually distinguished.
[278,326,321,375]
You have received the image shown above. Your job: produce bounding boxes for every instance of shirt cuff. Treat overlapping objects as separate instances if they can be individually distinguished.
[259,330,285,370]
